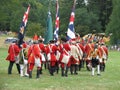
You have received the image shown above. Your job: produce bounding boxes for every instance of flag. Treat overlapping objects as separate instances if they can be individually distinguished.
[44,11,53,44]
[18,5,30,47]
[66,0,76,40]
[54,0,59,41]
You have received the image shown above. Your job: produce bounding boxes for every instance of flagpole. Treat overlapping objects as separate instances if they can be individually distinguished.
[54,0,59,41]
[73,0,77,8]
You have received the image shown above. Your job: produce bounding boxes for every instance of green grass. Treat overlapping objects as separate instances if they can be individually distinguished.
[0,48,120,90]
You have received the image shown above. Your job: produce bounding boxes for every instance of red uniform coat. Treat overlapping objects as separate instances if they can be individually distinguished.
[98,46,103,59]
[6,43,20,62]
[76,43,85,59]
[101,46,108,56]
[28,44,41,64]
[59,43,71,67]
[78,43,85,53]
[46,44,59,66]
[39,43,46,62]
[33,34,39,41]
[46,44,59,61]
[84,43,94,60]
[39,43,46,53]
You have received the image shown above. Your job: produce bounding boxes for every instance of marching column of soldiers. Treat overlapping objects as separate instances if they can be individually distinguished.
[6,33,109,79]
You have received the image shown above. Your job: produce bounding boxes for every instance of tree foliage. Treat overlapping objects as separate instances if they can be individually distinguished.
[26,22,45,37]
[106,0,120,44]
[0,0,113,40]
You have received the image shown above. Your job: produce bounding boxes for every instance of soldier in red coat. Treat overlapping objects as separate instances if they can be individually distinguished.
[69,39,81,75]
[33,33,39,41]
[27,41,41,79]
[84,42,94,71]
[46,40,59,76]
[91,44,101,76]
[99,44,108,71]
[6,41,20,74]
[76,42,85,70]
[59,38,71,77]
[38,39,46,74]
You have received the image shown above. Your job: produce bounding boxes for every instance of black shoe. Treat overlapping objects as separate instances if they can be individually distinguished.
[56,71,59,74]
[50,72,54,76]
[61,70,64,77]
[61,73,64,77]
[50,74,54,76]
[8,73,12,75]
[65,74,68,77]
[29,71,32,78]
[71,72,73,75]
[36,75,40,78]
[40,71,42,74]
[36,70,40,78]
[74,72,78,75]
[97,74,101,76]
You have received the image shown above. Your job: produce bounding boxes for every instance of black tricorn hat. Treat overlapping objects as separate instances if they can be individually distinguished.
[49,40,55,43]
[61,37,67,42]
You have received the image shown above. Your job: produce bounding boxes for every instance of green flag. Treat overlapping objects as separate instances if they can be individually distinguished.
[44,11,53,44]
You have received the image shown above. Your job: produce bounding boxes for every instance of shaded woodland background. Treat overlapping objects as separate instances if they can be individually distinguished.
[0,0,120,44]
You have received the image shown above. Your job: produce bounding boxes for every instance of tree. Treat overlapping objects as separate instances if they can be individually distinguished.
[0,0,21,31]
[0,0,113,39]
[26,22,45,37]
[106,0,120,44]
[75,8,102,35]
[88,0,112,32]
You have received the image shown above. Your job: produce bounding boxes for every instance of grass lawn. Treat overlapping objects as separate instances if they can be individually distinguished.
[0,36,120,90]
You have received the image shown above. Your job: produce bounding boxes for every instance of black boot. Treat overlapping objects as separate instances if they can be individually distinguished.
[8,61,14,74]
[36,70,40,79]
[103,63,105,72]
[56,62,59,74]
[78,62,81,71]
[70,65,73,75]
[65,66,69,77]
[61,68,64,77]
[44,62,47,70]
[16,64,20,74]
[100,63,104,71]
[74,65,78,75]
[81,60,85,68]
[56,66,59,74]
[40,69,42,74]
[50,67,54,76]
[40,64,43,74]
[29,71,32,78]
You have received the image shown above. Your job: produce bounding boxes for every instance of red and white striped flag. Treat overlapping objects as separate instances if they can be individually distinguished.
[18,5,30,47]
[22,5,30,27]
[54,0,60,41]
